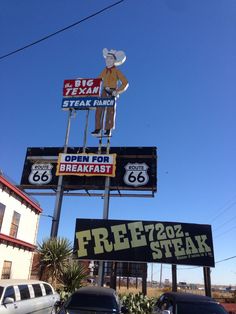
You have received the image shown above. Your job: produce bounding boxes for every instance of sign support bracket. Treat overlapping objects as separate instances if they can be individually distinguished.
[97,130,111,286]
[82,109,90,153]
[50,109,73,237]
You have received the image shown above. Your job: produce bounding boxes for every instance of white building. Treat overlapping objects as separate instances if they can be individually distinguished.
[0,172,42,279]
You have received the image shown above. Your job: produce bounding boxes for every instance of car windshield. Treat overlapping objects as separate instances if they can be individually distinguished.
[66,293,119,312]
[177,301,228,314]
[0,286,3,300]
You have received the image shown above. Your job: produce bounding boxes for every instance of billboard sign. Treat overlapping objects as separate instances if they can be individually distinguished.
[63,79,102,97]
[74,219,215,267]
[62,97,116,110]
[56,153,116,177]
[62,78,116,110]
[20,147,157,192]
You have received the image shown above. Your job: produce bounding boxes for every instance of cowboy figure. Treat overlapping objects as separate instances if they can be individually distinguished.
[91,48,129,137]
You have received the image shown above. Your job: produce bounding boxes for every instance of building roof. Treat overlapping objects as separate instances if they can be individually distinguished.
[0,171,42,214]
[0,233,36,251]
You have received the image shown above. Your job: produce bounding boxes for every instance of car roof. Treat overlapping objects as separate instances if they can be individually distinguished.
[73,286,116,296]
[161,292,215,303]
[0,279,50,287]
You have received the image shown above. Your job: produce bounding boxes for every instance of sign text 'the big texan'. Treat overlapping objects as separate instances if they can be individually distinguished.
[56,153,116,177]
[74,219,215,267]
[63,79,102,97]
[62,78,116,109]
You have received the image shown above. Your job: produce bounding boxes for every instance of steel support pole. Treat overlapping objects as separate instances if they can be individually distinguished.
[83,109,90,153]
[151,263,153,286]
[97,176,111,286]
[159,264,163,288]
[50,109,73,238]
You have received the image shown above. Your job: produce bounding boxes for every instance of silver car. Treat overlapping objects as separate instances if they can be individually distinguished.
[0,279,60,314]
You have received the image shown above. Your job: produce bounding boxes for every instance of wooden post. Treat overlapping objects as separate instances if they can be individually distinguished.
[203,267,212,297]
[142,263,147,295]
[172,264,177,292]
[110,262,117,290]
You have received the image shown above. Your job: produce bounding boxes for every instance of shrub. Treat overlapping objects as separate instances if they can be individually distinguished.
[120,292,156,314]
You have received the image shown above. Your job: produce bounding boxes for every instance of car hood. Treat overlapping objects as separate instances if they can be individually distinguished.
[65,309,119,314]
[62,308,119,314]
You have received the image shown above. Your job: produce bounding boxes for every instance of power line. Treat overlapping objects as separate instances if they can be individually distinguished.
[213,214,236,232]
[214,224,236,239]
[210,197,236,223]
[176,255,236,270]
[216,255,236,264]
[0,0,125,61]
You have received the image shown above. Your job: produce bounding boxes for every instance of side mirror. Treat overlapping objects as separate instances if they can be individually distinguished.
[121,306,129,314]
[3,297,14,304]
[54,300,62,306]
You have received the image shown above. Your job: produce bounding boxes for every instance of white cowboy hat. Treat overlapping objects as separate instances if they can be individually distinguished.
[102,48,126,66]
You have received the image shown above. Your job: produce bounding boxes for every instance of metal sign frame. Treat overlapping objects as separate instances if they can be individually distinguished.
[19,146,157,198]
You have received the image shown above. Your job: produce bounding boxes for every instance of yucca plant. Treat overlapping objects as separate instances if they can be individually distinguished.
[37,237,73,287]
[60,261,88,294]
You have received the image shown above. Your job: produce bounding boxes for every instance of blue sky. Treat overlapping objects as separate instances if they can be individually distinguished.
[1,0,236,286]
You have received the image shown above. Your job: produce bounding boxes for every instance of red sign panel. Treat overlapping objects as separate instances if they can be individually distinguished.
[56,153,116,177]
[63,78,102,97]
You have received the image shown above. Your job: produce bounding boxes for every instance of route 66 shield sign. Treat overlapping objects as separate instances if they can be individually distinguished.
[123,163,149,187]
[28,163,53,185]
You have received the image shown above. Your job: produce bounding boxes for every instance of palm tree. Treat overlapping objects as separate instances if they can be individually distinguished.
[60,260,88,294]
[37,237,73,287]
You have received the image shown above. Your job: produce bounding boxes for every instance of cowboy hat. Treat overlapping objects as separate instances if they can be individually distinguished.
[102,48,126,66]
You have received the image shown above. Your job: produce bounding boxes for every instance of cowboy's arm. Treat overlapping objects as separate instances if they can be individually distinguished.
[115,69,129,95]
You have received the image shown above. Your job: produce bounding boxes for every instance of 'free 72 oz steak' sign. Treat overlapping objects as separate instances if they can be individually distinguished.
[74,219,215,267]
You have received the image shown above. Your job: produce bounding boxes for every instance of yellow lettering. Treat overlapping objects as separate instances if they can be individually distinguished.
[172,238,186,256]
[160,240,172,258]
[76,230,91,257]
[128,222,147,248]
[185,236,199,255]
[195,235,211,253]
[111,224,130,251]
[92,228,113,254]
[150,241,162,259]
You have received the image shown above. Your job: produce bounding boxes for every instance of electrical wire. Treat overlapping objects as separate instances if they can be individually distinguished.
[213,214,236,232]
[0,0,125,61]
[214,225,236,239]
[210,197,236,223]
[176,255,236,270]
[208,195,236,239]
[215,255,236,264]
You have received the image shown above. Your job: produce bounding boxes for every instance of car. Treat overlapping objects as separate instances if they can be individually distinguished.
[58,286,128,314]
[152,292,228,314]
[0,279,60,314]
